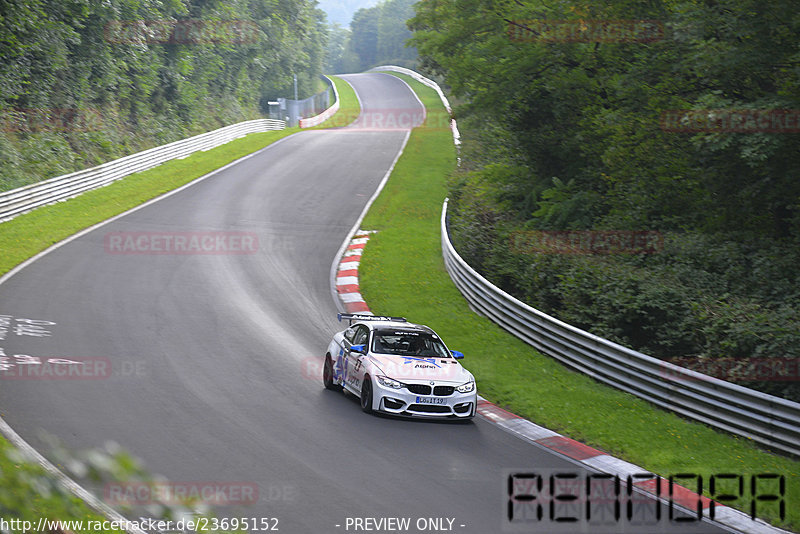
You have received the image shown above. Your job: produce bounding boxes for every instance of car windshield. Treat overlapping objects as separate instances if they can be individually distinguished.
[371,329,450,358]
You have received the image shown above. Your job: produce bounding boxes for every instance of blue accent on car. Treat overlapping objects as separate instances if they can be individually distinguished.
[450,350,464,359]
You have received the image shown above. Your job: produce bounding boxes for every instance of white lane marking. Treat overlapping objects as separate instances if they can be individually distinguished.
[371,72,427,125]
[328,126,411,312]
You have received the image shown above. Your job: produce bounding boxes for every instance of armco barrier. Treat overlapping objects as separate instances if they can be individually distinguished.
[441,198,800,457]
[299,75,339,128]
[0,118,284,222]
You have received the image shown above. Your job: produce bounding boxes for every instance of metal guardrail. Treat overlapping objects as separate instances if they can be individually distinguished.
[441,198,800,457]
[299,75,340,128]
[0,118,285,222]
[279,75,334,127]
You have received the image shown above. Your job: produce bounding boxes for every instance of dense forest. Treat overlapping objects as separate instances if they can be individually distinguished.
[0,0,327,191]
[326,0,417,73]
[410,0,800,400]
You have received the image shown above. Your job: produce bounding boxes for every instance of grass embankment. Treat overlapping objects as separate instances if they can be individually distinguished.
[358,72,799,531]
[0,76,360,525]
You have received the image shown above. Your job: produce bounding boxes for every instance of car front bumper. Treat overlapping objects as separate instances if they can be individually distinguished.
[373,381,477,419]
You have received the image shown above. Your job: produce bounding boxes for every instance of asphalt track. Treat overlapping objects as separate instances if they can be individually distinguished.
[0,73,729,533]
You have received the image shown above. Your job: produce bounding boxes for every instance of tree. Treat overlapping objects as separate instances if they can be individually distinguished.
[350,6,379,68]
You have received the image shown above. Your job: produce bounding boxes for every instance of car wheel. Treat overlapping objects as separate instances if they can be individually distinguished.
[323,355,341,391]
[360,375,373,414]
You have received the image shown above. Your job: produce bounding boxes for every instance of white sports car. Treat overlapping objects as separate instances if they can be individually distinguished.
[324,314,477,419]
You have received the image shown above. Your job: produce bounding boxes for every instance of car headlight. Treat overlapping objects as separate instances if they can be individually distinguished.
[456,381,475,393]
[377,376,403,389]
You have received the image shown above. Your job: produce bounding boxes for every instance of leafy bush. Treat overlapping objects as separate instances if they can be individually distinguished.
[0,433,237,527]
[449,195,800,402]
[0,0,329,192]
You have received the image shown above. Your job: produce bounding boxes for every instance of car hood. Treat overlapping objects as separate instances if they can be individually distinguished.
[368,354,473,383]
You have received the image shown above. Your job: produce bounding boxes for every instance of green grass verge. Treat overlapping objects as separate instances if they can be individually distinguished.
[329,75,360,127]
[358,72,800,531]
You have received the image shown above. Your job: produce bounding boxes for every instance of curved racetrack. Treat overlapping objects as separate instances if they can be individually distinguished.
[0,73,728,533]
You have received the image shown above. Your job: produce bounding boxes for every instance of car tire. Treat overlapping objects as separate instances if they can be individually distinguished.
[360,375,373,414]
[323,355,341,391]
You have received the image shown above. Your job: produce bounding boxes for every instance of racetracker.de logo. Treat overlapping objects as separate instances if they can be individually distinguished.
[507,19,664,43]
[509,230,663,255]
[104,481,259,506]
[660,109,800,133]
[104,231,259,255]
[103,19,260,45]
[326,108,450,131]
[0,357,115,380]
[661,358,800,383]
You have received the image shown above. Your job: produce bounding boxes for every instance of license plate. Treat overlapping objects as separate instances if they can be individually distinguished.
[416,396,446,405]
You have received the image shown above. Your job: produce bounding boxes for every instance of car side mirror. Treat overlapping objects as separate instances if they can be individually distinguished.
[350,344,366,354]
[450,350,464,359]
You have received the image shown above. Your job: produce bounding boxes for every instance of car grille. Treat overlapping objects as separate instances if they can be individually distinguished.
[406,384,431,395]
[406,384,455,396]
[408,404,450,413]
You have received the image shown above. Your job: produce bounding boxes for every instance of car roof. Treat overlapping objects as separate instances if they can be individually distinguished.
[356,320,435,334]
